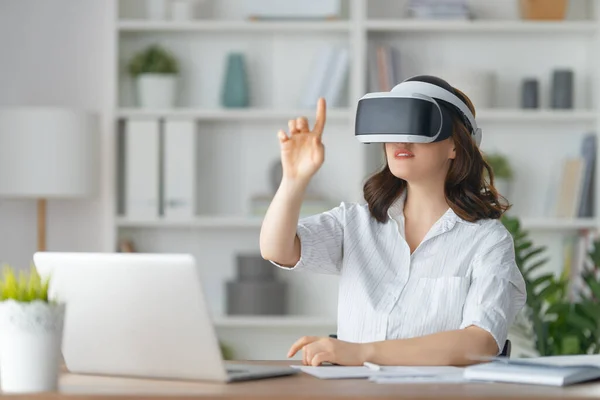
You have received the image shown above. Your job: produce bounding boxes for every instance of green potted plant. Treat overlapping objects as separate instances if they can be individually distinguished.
[128,44,179,108]
[503,215,600,357]
[484,152,514,199]
[0,265,64,393]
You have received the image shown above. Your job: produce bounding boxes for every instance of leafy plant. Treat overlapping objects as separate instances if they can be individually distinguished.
[0,264,51,303]
[128,45,179,78]
[485,153,514,180]
[502,215,600,356]
[219,341,234,361]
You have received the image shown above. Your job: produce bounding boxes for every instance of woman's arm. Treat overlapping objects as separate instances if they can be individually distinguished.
[260,98,327,267]
[362,326,498,366]
[288,326,497,366]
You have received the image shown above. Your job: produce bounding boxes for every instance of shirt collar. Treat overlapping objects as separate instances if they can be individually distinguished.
[387,190,478,233]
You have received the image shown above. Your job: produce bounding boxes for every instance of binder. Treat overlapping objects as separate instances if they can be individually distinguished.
[125,119,160,220]
[163,119,196,219]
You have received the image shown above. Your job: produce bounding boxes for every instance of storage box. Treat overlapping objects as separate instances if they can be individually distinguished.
[520,0,568,20]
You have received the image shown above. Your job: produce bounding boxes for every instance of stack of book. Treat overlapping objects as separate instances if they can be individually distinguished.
[554,133,596,219]
[300,45,350,109]
[407,0,471,20]
[367,44,401,93]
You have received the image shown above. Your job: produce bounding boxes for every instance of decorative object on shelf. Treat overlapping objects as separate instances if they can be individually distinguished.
[519,0,568,20]
[503,216,600,356]
[551,69,574,109]
[0,265,65,393]
[521,78,539,109]
[484,152,514,200]
[0,108,99,251]
[407,0,471,20]
[147,0,167,19]
[128,45,179,108]
[243,0,341,20]
[118,239,137,253]
[168,0,204,20]
[425,68,496,109]
[221,53,249,108]
[226,254,287,316]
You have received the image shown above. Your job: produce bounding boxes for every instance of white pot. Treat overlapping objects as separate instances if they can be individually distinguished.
[0,300,65,393]
[494,178,512,200]
[136,74,177,109]
[169,0,197,20]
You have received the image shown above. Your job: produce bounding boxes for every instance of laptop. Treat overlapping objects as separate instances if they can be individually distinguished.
[33,251,298,383]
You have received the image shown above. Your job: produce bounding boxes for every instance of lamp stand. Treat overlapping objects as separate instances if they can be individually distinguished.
[37,198,46,251]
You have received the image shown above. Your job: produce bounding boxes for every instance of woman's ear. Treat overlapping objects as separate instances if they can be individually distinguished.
[448,140,456,160]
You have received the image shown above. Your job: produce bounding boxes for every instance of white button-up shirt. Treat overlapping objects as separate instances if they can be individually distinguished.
[272,192,527,353]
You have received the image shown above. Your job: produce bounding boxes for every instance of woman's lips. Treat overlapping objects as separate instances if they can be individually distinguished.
[394,149,415,158]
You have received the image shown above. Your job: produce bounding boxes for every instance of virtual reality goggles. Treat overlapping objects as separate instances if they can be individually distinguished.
[355,80,482,147]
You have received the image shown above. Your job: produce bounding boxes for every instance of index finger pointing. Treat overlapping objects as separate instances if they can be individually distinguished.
[312,97,327,135]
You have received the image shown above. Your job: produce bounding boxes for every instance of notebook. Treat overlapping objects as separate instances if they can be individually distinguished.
[464,355,600,386]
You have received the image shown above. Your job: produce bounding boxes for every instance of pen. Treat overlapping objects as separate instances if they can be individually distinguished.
[363,361,382,371]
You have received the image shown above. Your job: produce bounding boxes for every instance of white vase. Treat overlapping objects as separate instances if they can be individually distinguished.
[147,0,167,19]
[0,300,65,393]
[136,74,177,108]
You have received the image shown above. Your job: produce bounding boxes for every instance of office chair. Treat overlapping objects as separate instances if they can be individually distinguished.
[328,335,511,358]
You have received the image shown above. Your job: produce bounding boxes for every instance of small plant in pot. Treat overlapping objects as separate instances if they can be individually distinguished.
[484,152,514,199]
[128,44,179,108]
[0,265,64,393]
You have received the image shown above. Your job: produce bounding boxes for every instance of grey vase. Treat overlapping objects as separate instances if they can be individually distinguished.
[521,79,539,109]
[221,53,249,108]
[551,69,574,109]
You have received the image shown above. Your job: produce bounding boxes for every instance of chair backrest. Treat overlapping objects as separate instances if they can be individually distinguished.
[329,334,512,358]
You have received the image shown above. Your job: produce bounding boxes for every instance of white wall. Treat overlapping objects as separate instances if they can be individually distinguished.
[0,1,114,267]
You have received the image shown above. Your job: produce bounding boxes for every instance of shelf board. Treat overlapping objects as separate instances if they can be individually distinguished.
[116,107,352,121]
[212,315,337,328]
[476,109,597,123]
[116,216,264,228]
[366,20,597,34]
[118,20,351,33]
[118,216,598,231]
[520,218,597,230]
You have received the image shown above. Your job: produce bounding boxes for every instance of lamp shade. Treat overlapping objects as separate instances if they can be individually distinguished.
[0,107,99,199]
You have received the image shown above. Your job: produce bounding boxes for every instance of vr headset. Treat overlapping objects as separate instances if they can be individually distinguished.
[355,79,482,147]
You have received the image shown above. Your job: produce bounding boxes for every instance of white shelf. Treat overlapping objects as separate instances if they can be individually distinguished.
[118,20,351,33]
[212,315,337,328]
[116,108,352,121]
[476,109,597,123]
[117,215,598,231]
[520,218,597,231]
[366,20,598,34]
[116,216,264,228]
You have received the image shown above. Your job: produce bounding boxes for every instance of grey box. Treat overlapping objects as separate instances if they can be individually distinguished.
[551,69,574,109]
[235,254,275,281]
[226,281,287,315]
[521,79,539,109]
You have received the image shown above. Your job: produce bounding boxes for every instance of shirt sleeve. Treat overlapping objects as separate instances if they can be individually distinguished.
[460,223,527,354]
[269,202,347,275]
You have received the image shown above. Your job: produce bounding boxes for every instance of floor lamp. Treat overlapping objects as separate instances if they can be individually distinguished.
[0,108,98,251]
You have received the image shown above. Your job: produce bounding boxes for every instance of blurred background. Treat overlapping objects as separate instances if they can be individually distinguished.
[1,0,599,361]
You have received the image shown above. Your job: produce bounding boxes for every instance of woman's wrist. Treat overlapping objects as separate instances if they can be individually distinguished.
[359,341,377,364]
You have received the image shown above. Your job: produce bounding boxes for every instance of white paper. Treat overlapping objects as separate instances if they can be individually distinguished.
[291,365,465,380]
[488,355,600,369]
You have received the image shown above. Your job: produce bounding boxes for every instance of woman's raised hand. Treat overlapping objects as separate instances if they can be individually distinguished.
[278,98,327,183]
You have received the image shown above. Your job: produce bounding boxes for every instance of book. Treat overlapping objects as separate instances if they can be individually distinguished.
[555,157,585,218]
[464,355,600,386]
[577,133,596,218]
[163,119,196,219]
[124,119,160,220]
[300,45,338,109]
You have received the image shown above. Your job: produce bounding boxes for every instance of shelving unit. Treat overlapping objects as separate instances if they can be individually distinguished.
[111,0,600,360]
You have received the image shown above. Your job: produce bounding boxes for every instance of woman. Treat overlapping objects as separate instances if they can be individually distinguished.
[259,75,526,367]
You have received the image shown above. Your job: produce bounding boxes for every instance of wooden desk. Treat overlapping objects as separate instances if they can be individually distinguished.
[6,361,600,399]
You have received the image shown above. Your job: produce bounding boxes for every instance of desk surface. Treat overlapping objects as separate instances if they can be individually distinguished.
[9,361,600,399]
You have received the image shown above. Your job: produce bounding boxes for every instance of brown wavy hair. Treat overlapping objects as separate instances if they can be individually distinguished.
[363,76,511,223]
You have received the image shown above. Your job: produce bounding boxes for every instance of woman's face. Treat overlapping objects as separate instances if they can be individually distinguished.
[385,139,456,183]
